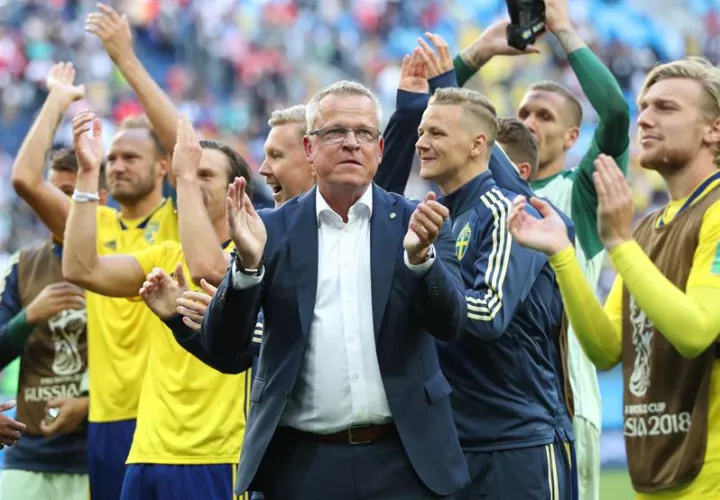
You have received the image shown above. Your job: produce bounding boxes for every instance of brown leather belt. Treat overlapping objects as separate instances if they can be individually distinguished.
[278,423,398,445]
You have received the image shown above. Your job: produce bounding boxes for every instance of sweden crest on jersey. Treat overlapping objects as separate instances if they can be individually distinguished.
[455,223,471,261]
[144,221,159,244]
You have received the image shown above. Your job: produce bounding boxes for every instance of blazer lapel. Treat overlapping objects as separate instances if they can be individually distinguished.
[287,187,319,339]
[370,184,402,339]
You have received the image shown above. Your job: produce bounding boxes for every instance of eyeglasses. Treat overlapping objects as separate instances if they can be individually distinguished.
[309,126,381,144]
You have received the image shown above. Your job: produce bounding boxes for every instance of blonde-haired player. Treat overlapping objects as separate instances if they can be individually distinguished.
[509,57,720,499]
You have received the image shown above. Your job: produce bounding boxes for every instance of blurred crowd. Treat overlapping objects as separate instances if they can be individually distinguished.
[2,0,720,285]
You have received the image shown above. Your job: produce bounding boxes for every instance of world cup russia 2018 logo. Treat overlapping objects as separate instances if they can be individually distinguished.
[48,308,86,376]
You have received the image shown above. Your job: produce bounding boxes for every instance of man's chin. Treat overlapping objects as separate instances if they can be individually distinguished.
[638,152,674,172]
[110,189,142,205]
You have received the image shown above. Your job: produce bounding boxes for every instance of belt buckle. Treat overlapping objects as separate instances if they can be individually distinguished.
[348,424,372,445]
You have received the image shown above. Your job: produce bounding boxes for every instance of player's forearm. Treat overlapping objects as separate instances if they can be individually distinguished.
[11,93,72,238]
[568,46,630,158]
[453,53,486,88]
[164,315,252,374]
[12,93,65,188]
[115,55,178,158]
[200,274,260,360]
[374,90,427,195]
[413,229,468,341]
[552,25,587,54]
[550,246,622,370]
[0,310,34,352]
[610,241,720,358]
[175,177,228,286]
[62,171,101,287]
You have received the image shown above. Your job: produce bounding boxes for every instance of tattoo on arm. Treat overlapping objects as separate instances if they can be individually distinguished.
[461,47,488,72]
[554,27,587,54]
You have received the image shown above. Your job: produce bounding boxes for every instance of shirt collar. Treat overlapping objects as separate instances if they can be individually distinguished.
[440,170,496,216]
[316,185,373,227]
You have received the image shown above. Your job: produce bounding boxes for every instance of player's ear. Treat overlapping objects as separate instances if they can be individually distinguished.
[517,162,532,182]
[156,154,170,177]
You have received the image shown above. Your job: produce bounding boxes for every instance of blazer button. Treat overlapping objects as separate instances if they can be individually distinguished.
[284,390,289,400]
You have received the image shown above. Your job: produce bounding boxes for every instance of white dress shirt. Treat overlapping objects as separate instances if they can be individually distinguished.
[233,187,435,434]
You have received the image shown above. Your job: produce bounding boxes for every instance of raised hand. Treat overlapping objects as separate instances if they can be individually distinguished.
[507,195,571,256]
[404,192,449,264]
[172,117,202,180]
[227,177,267,269]
[39,397,88,437]
[139,264,189,320]
[416,33,454,79]
[544,0,572,33]
[45,62,85,110]
[176,279,217,332]
[0,400,26,447]
[25,282,85,325]
[398,49,429,94]
[72,110,104,171]
[594,154,634,250]
[85,3,134,63]
[460,20,541,70]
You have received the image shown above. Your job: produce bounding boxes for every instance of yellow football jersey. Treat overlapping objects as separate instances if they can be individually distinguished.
[126,240,251,464]
[605,176,720,499]
[87,199,179,423]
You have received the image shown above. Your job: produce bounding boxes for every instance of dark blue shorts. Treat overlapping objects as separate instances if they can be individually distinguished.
[455,439,576,500]
[120,463,248,500]
[88,419,137,500]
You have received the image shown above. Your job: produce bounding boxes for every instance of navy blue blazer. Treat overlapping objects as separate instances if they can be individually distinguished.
[199,183,470,496]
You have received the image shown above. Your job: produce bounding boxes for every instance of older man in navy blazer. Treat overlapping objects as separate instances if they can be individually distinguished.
[198,80,470,499]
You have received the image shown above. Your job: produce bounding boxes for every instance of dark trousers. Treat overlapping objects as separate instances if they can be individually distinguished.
[88,419,137,500]
[454,438,575,500]
[252,428,448,500]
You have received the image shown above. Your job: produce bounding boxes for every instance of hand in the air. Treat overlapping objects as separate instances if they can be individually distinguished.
[227,177,267,270]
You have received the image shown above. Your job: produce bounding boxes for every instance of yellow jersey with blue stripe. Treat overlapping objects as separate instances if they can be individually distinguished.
[88,199,179,423]
[127,240,251,464]
[603,175,720,499]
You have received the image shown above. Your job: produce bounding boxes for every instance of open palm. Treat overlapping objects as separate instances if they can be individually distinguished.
[227,177,267,269]
[72,111,104,171]
[398,49,429,94]
[46,62,85,109]
[507,196,571,256]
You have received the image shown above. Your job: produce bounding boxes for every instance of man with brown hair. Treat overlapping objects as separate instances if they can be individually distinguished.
[509,57,720,499]
[496,117,539,182]
[0,140,108,499]
[416,86,575,499]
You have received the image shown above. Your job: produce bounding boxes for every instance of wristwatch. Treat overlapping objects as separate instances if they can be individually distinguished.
[234,256,263,277]
[418,245,435,263]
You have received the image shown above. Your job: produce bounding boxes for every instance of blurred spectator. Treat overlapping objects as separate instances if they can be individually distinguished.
[1,0,714,291]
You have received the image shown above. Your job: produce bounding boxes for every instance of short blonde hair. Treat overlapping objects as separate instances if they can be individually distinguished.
[639,57,720,164]
[430,87,498,145]
[268,104,306,128]
[305,80,382,131]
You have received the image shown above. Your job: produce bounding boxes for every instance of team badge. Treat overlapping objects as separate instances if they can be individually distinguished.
[455,223,471,261]
[712,241,720,275]
[144,221,160,244]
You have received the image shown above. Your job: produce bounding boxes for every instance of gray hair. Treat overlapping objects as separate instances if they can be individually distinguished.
[268,104,307,128]
[305,80,383,131]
